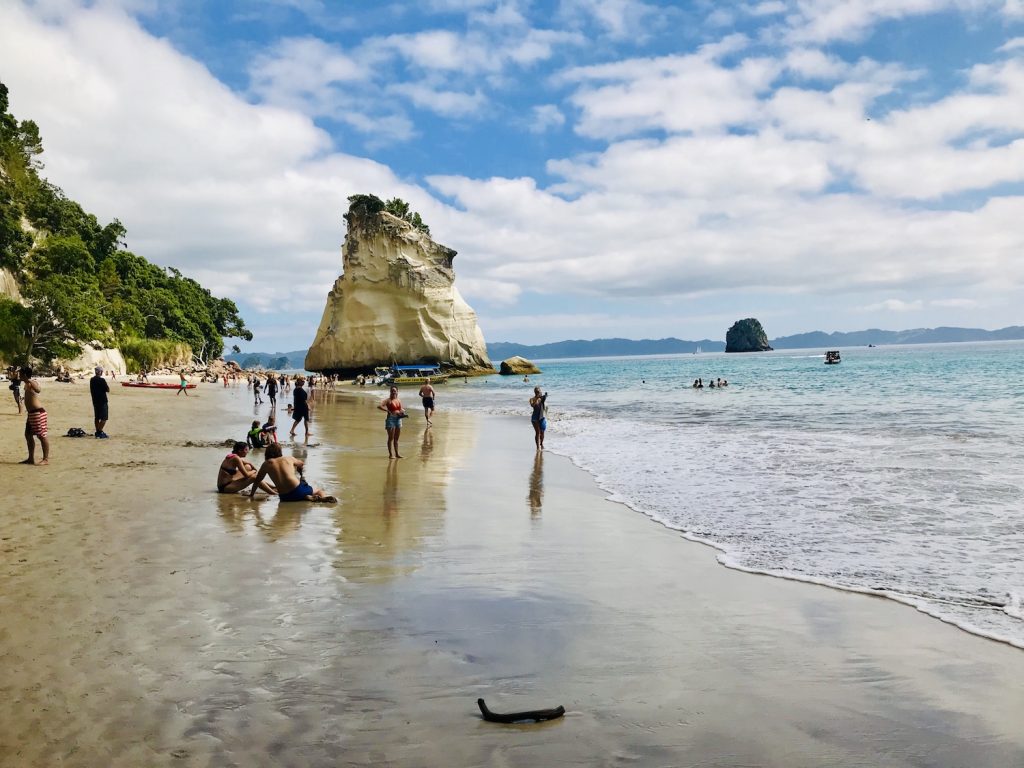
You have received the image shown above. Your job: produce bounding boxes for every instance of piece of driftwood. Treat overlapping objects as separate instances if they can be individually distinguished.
[477,698,565,723]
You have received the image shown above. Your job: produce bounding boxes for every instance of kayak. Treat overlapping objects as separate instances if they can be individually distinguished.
[121,382,197,389]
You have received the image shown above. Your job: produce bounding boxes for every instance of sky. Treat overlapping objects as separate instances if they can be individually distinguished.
[1,0,1023,352]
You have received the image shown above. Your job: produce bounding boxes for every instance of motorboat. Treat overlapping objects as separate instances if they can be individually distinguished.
[387,365,450,386]
[824,350,841,365]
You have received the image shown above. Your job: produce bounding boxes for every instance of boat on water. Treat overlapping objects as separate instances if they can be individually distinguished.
[385,365,450,386]
[824,350,841,365]
[121,382,197,390]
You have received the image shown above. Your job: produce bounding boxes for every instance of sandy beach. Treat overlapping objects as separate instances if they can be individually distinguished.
[1,379,1023,767]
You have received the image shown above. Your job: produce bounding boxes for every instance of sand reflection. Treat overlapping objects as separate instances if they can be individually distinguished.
[308,396,477,582]
[528,451,544,517]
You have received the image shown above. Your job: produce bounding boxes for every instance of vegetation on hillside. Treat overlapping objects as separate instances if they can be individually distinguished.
[346,193,430,235]
[0,80,251,367]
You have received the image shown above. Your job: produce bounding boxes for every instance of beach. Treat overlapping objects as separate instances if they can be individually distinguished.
[1,379,1023,767]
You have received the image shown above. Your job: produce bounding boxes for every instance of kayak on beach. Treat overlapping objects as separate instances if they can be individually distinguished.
[121,382,197,390]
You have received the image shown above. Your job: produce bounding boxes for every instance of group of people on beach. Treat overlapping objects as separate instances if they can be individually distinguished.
[692,377,728,389]
[5,364,116,465]
[219,372,335,502]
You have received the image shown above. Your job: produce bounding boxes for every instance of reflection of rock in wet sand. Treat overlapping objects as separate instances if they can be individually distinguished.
[528,451,544,517]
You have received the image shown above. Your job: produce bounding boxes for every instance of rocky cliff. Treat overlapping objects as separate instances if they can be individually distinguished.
[0,267,21,302]
[305,205,493,374]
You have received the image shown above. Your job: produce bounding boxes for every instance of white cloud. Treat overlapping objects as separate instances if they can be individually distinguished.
[388,82,488,117]
[998,36,1024,51]
[528,104,566,133]
[862,299,926,313]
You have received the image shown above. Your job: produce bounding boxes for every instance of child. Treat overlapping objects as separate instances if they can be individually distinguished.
[247,419,265,449]
[260,415,278,444]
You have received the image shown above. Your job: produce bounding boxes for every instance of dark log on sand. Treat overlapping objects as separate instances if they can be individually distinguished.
[477,698,565,723]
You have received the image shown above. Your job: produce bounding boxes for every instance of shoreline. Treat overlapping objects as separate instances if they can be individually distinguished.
[2,381,1022,766]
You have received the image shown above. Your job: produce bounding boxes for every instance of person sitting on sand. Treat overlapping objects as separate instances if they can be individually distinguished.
[247,420,265,449]
[261,415,278,444]
[218,441,276,494]
[20,366,49,465]
[249,443,335,502]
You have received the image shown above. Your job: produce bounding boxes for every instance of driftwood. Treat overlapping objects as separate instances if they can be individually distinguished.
[477,698,565,723]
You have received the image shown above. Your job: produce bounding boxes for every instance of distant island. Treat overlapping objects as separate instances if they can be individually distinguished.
[228,325,1024,369]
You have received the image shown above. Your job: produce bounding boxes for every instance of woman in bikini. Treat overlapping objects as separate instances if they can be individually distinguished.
[378,386,407,458]
[529,386,548,451]
[217,442,276,494]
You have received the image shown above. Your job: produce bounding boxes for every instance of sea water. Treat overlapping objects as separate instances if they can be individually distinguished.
[443,341,1024,648]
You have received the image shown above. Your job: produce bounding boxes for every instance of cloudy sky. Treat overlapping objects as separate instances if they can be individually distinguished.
[2,0,1024,351]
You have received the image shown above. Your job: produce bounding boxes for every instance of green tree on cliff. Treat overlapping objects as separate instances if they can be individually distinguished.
[0,79,252,366]
[346,194,430,235]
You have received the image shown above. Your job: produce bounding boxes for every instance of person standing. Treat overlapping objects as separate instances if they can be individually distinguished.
[253,376,263,405]
[289,376,311,440]
[529,387,548,451]
[378,385,406,458]
[266,374,278,408]
[177,369,190,396]
[418,378,435,425]
[20,366,49,465]
[8,368,22,414]
[90,366,110,438]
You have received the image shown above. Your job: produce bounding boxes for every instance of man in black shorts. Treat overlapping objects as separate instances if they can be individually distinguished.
[418,379,436,425]
[90,366,110,438]
[288,375,310,440]
[266,374,278,407]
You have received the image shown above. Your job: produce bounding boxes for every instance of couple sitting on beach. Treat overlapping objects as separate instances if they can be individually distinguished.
[217,442,335,502]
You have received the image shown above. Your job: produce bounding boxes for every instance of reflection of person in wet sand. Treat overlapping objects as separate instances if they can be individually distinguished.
[382,459,399,518]
[420,426,434,462]
[250,443,336,502]
[528,450,544,516]
[218,442,276,494]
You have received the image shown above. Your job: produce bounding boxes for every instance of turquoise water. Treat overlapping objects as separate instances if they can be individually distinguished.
[446,341,1024,648]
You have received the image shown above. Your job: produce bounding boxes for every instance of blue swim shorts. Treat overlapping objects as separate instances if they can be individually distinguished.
[280,481,313,502]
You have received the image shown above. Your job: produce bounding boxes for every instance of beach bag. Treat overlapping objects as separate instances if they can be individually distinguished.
[66,427,87,437]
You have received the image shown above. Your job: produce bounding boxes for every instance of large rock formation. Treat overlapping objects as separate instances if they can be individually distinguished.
[62,341,127,374]
[725,318,773,353]
[499,356,541,375]
[305,201,493,374]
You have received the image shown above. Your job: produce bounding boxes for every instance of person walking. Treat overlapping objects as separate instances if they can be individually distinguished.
[20,366,49,465]
[90,365,110,438]
[266,374,278,408]
[378,385,407,458]
[177,370,190,396]
[418,378,435,425]
[288,376,311,440]
[253,376,263,405]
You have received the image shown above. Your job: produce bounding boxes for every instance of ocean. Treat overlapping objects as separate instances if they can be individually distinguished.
[439,341,1024,649]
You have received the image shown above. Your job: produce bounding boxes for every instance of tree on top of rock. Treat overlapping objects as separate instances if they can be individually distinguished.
[345,194,431,236]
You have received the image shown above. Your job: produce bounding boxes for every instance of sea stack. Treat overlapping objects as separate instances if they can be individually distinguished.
[305,196,494,375]
[725,318,773,353]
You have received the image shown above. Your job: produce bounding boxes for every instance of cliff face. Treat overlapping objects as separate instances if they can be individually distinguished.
[305,210,493,373]
[0,267,21,302]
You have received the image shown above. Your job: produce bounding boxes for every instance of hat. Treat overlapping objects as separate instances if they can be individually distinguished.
[95,366,104,375]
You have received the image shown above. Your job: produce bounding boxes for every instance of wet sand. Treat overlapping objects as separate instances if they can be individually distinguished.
[1,380,1023,767]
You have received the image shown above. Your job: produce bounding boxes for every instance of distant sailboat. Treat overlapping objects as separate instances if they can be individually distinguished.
[694,345,702,354]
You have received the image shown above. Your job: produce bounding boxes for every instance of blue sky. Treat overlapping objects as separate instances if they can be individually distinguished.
[2,0,1024,353]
